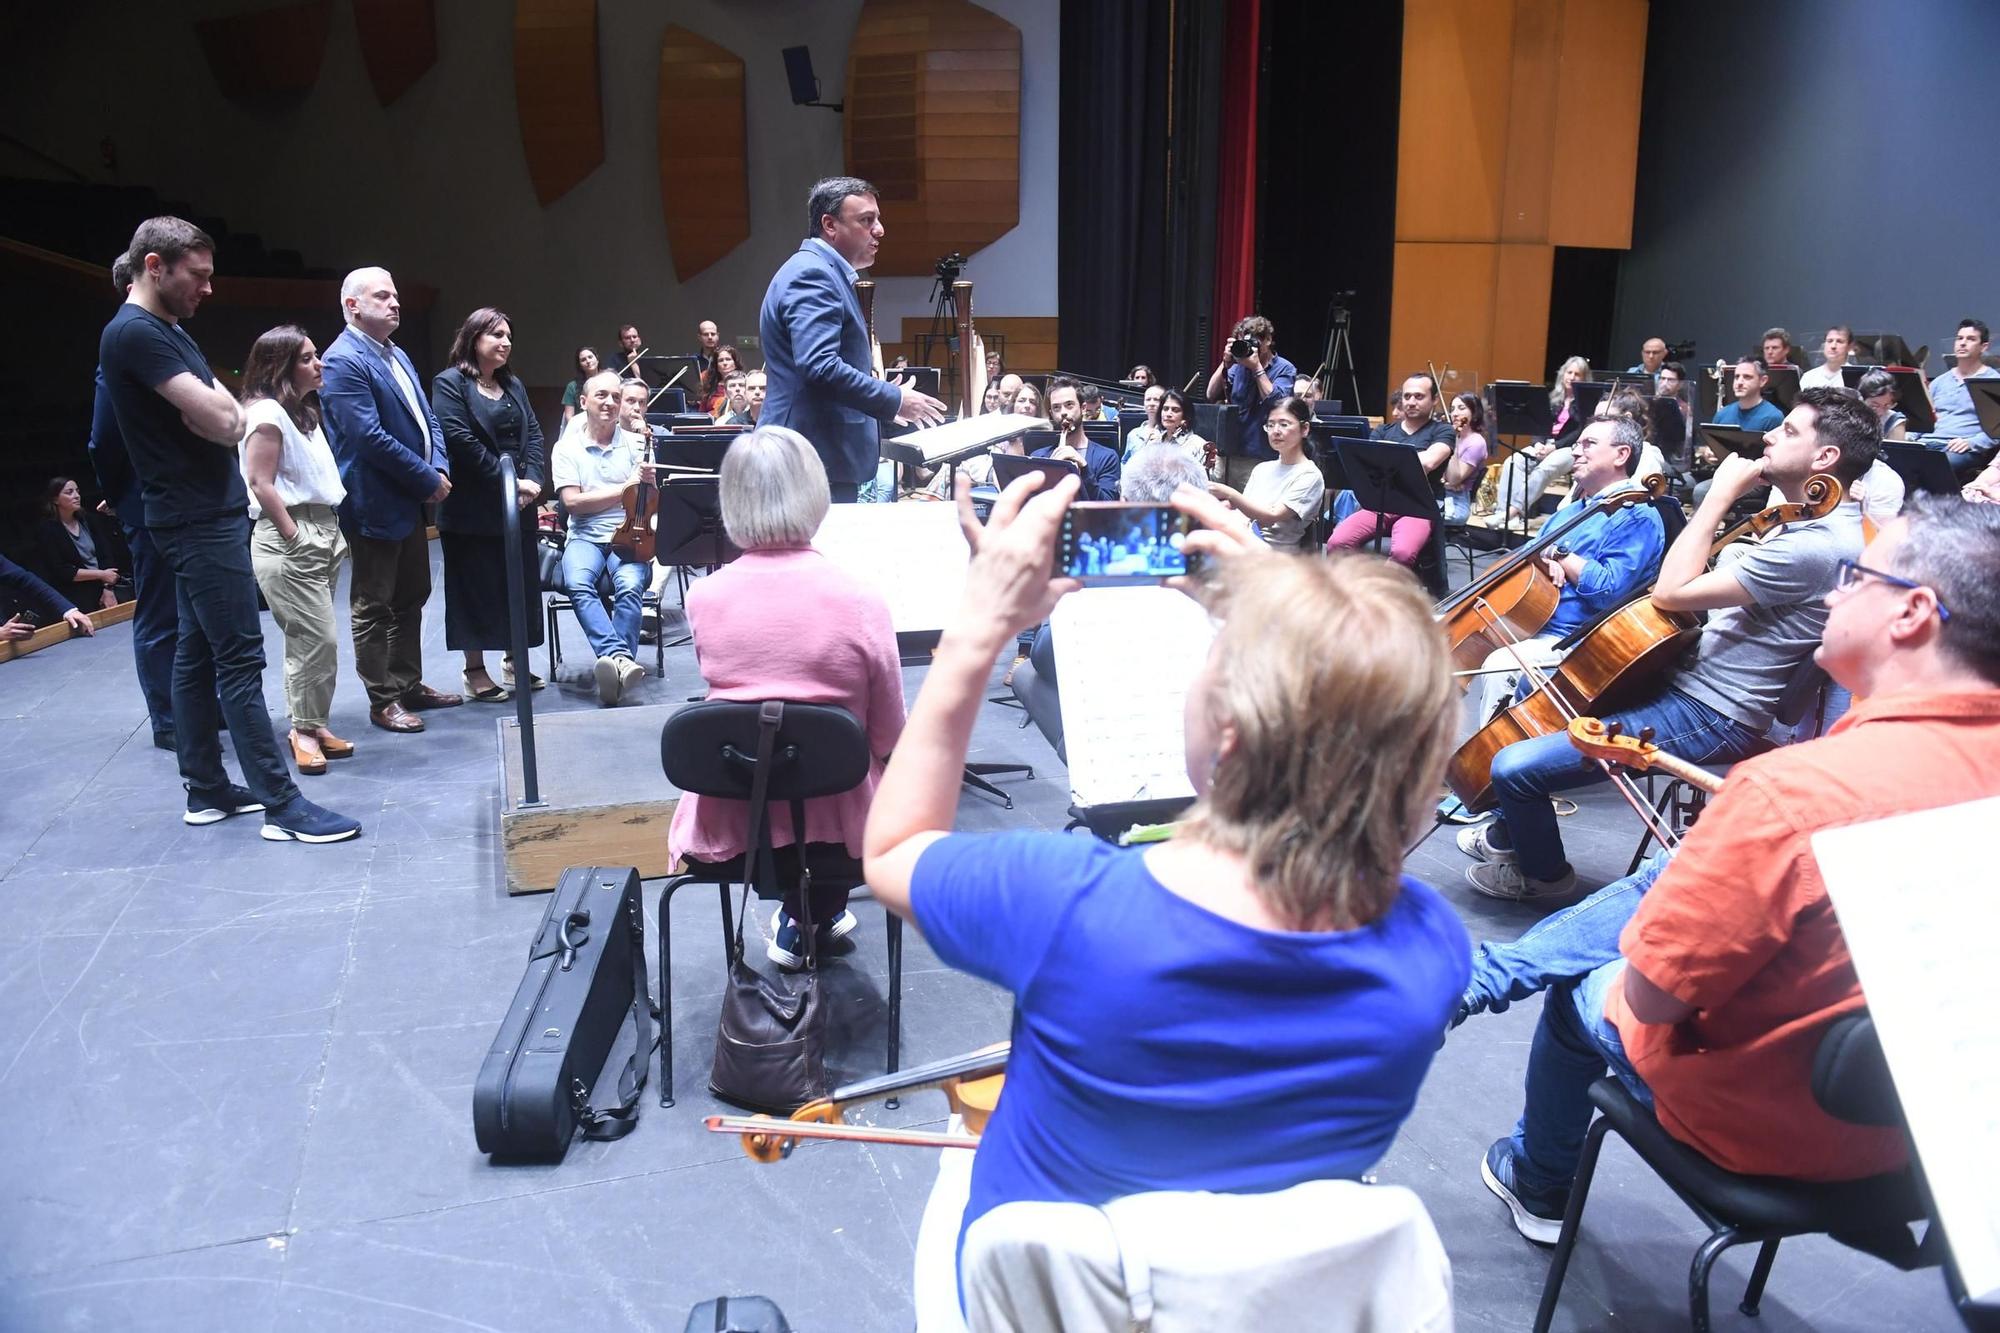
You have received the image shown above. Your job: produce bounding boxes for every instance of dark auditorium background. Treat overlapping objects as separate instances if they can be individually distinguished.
[3,0,1997,551]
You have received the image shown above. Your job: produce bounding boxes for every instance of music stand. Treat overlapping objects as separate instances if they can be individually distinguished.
[1764,364,1802,412]
[1488,381,1555,441]
[1310,398,1348,419]
[894,365,942,398]
[1881,443,1961,498]
[653,475,739,644]
[1964,377,2000,442]
[1571,380,1612,421]
[658,435,734,473]
[991,453,1081,490]
[1081,420,1121,450]
[1840,364,1869,390]
[1331,438,1436,554]
[646,388,689,415]
[634,353,699,389]
[1696,424,1767,460]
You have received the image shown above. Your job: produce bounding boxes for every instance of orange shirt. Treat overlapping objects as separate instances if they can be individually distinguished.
[1606,688,2000,1180]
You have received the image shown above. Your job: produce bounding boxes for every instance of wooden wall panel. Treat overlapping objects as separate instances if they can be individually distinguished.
[1388,243,1499,392]
[657,27,748,281]
[844,0,1021,276]
[353,0,438,106]
[193,0,332,108]
[1549,0,1649,247]
[1396,0,1514,243]
[1490,242,1555,381]
[514,0,603,206]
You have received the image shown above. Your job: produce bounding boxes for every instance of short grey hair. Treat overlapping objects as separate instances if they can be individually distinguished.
[1121,443,1208,502]
[1891,494,2000,684]
[806,176,878,238]
[339,266,392,311]
[720,426,830,549]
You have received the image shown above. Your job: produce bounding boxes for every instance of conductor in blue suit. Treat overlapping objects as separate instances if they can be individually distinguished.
[759,176,947,501]
[321,267,463,733]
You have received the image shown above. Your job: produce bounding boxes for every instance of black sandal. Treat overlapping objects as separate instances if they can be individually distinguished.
[462,669,511,702]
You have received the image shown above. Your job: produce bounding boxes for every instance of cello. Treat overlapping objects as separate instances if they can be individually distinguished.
[706,1042,1008,1161]
[1445,474,1845,813]
[1435,473,1669,684]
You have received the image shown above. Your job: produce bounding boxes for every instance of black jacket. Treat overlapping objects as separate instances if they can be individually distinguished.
[430,370,548,535]
[31,513,130,601]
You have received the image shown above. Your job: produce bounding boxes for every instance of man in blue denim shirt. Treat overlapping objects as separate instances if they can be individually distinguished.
[1922,317,1998,478]
[1204,314,1297,463]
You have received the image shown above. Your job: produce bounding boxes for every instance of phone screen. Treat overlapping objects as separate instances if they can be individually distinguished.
[1056,503,1194,585]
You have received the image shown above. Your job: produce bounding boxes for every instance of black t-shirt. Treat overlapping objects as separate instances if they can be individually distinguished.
[98,304,248,528]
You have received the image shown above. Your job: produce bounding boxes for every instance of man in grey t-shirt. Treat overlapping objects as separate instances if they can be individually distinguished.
[1460,386,1877,901]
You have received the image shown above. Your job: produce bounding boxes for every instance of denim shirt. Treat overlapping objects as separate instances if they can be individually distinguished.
[1540,487,1667,639]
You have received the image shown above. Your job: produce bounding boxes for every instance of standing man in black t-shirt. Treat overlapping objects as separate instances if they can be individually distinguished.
[99,217,359,843]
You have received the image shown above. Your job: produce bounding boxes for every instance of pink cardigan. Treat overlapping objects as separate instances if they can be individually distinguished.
[666,546,907,864]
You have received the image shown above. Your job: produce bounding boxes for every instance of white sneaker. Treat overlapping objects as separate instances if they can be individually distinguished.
[615,655,644,696]
[1466,860,1578,902]
[1457,821,1517,863]
[594,655,623,706]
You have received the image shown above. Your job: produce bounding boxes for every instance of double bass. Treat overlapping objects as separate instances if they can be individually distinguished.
[706,1043,1008,1161]
[1445,474,1845,812]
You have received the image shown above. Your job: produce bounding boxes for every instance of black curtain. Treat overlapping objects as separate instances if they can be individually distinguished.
[1547,247,1623,380]
[1256,1,1402,416]
[1057,0,1227,386]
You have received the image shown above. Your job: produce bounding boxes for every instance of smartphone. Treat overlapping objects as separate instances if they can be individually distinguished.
[1056,502,1195,585]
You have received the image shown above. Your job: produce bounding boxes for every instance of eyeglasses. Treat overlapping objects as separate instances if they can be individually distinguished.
[1834,560,1952,622]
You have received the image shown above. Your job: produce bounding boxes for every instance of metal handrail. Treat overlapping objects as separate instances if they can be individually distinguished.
[498,452,543,808]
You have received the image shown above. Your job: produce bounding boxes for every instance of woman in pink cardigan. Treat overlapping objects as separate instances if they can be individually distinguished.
[665,426,908,969]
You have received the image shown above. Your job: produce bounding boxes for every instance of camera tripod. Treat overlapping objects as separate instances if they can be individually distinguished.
[1316,296,1363,414]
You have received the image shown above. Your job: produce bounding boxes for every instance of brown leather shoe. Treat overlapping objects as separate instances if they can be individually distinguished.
[289,729,328,775]
[313,728,355,758]
[401,683,465,711]
[370,702,426,733]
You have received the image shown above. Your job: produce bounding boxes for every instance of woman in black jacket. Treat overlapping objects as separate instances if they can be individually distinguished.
[33,476,131,612]
[430,308,548,701]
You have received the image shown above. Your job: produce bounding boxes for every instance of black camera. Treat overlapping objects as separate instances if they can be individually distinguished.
[1229,337,1256,359]
[934,251,966,282]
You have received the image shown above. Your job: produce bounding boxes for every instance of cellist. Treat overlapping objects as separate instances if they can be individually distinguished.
[863,474,1470,1323]
[1461,415,1666,730]
[1458,386,1876,901]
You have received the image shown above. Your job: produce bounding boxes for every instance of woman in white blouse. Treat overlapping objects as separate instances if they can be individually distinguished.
[240,325,352,775]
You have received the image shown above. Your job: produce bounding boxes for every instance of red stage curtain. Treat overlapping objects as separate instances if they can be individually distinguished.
[1209,0,1261,345]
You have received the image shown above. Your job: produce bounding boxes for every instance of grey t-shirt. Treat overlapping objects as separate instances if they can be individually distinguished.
[1670,503,1864,732]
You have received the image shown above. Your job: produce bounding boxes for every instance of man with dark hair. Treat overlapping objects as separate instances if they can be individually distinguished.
[759,175,946,501]
[1799,323,1854,389]
[1712,356,1784,432]
[615,322,644,378]
[1923,316,1999,478]
[89,250,178,748]
[100,217,358,842]
[1460,385,1874,900]
[1476,493,2000,1244]
[1760,327,1796,369]
[713,370,753,426]
[1204,314,1297,463]
[1032,375,1121,501]
[744,368,766,425]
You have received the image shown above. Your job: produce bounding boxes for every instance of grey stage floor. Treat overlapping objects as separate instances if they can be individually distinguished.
[0,543,1960,1331]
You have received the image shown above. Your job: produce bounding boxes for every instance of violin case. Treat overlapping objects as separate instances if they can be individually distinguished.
[474,865,655,1159]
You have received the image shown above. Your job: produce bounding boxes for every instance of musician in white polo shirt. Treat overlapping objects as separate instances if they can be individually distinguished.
[550,371,648,706]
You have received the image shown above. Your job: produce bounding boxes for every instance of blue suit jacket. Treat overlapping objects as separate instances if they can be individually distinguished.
[758,239,903,484]
[320,325,448,540]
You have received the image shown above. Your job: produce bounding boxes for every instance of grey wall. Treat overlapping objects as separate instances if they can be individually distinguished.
[0,0,1058,383]
[1611,0,2000,377]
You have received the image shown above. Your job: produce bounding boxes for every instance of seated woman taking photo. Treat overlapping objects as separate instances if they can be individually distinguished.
[863,474,1471,1318]
[665,426,907,968]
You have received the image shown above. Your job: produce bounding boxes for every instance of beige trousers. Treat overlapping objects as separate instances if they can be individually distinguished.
[250,504,348,729]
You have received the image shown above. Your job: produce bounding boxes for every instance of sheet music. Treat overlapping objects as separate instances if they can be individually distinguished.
[1051,588,1216,807]
[1814,798,2000,1307]
[813,503,968,635]
[885,411,1046,465]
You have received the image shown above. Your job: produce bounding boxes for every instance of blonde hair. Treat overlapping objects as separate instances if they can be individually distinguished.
[1178,554,1456,930]
[1550,355,1591,412]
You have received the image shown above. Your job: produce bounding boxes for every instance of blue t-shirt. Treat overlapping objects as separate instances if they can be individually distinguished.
[1713,398,1784,433]
[910,831,1470,1263]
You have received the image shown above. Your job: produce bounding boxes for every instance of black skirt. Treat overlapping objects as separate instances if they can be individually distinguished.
[440,515,545,651]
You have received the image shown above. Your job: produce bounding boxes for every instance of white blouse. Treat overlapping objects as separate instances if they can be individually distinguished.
[240,397,346,517]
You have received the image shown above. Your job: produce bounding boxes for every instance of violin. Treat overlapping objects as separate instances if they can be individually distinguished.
[1435,474,1668,687]
[610,431,659,564]
[1445,474,1843,813]
[707,1042,1008,1162]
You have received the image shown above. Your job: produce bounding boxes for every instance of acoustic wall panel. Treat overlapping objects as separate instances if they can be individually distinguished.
[353,0,438,106]
[844,0,1021,277]
[514,0,604,206]
[193,0,333,108]
[657,26,749,281]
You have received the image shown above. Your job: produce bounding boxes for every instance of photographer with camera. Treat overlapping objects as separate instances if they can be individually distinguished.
[1205,315,1297,465]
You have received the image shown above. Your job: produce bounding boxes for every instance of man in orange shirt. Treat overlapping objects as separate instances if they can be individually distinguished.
[1482,494,2000,1243]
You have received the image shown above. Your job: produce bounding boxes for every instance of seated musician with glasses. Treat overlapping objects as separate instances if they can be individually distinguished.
[1457,387,1876,901]
[550,371,648,706]
[862,473,1470,1320]
[1473,493,2000,1244]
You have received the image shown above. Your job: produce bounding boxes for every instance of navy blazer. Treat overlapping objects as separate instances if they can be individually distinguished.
[758,239,903,485]
[320,325,448,541]
[1,552,74,620]
[1033,440,1124,502]
[430,369,548,536]
[87,364,145,529]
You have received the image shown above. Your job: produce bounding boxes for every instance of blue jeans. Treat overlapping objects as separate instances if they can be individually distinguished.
[560,537,645,660]
[1467,850,1669,1016]
[126,522,178,734]
[151,516,299,809]
[1508,958,1653,1197]
[1489,687,1763,881]
[1441,491,1472,524]
[1921,436,1996,479]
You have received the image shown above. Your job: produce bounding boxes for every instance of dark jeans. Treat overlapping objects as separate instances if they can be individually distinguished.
[125,522,177,734]
[151,516,299,809]
[349,527,432,709]
[1509,960,1653,1197]
[828,481,861,505]
[1467,850,1669,1016]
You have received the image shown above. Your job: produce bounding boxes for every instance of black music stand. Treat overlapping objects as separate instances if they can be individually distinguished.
[1880,443,1960,498]
[658,435,735,473]
[1840,364,1869,390]
[1488,381,1555,440]
[645,388,689,415]
[1571,380,1612,422]
[894,365,943,398]
[1696,423,1767,460]
[1764,364,1801,412]
[1081,420,1121,449]
[634,353,699,389]
[1310,398,1348,419]
[991,453,1081,489]
[1965,377,2000,442]
[1331,438,1436,554]
[1887,368,1937,434]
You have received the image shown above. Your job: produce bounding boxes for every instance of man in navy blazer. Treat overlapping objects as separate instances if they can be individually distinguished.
[320,266,462,732]
[759,176,947,501]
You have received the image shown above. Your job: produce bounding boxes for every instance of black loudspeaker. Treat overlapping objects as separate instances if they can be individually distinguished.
[782,47,819,105]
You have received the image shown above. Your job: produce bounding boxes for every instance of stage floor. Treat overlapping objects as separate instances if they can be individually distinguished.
[0,543,1960,1330]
